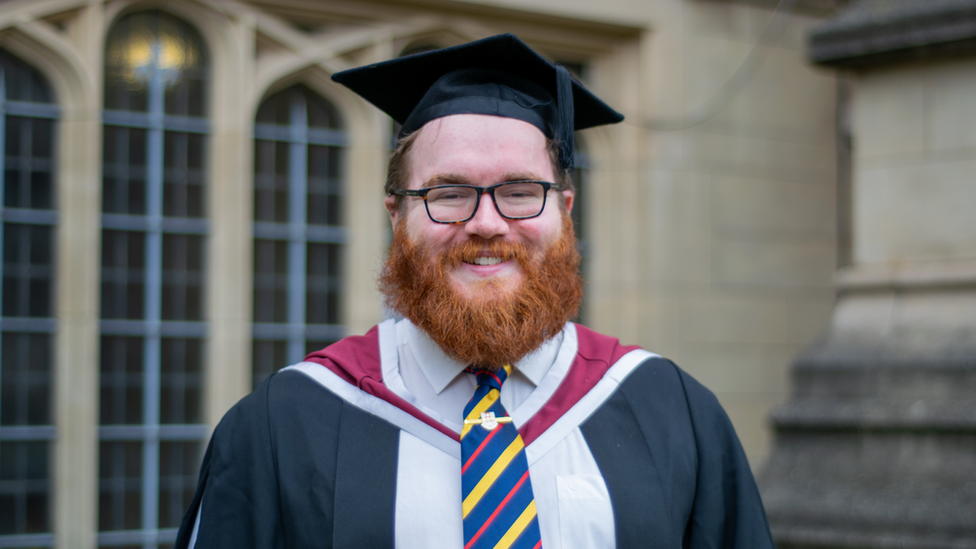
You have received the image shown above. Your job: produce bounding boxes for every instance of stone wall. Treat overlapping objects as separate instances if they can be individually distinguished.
[760,1,976,546]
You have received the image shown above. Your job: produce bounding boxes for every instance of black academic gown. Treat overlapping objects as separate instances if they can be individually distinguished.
[174,339,774,549]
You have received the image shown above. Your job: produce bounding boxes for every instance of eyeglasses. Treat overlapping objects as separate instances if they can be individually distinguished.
[391,181,559,224]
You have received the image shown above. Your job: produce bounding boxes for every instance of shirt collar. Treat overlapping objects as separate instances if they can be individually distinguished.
[398,319,564,394]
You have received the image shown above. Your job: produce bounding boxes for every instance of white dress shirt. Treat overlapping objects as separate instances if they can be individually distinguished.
[382,319,564,431]
[378,319,615,549]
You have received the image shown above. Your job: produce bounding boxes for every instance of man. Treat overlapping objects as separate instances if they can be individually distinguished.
[176,34,774,549]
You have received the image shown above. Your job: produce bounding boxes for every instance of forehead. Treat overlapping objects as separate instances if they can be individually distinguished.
[407,114,553,189]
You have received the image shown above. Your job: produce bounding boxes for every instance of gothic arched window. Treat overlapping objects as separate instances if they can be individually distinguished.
[0,48,59,549]
[98,11,208,547]
[251,84,345,387]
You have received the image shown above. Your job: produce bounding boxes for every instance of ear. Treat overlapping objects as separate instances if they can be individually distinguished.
[561,190,575,214]
[385,194,400,226]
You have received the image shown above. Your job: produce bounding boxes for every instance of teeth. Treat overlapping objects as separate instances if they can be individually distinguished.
[474,257,503,266]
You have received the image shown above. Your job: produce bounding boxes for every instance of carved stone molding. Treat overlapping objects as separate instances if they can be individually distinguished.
[809,0,976,67]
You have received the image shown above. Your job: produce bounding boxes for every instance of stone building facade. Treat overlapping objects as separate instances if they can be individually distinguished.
[760,0,976,547]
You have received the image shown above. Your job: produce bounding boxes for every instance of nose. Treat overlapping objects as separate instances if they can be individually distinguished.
[464,191,510,239]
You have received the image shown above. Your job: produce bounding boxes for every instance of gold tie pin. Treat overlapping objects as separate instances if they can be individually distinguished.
[463,411,513,430]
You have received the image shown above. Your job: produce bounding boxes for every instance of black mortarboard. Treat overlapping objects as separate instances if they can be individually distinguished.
[331,33,624,173]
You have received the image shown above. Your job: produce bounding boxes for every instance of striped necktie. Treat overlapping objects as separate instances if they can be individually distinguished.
[461,365,543,549]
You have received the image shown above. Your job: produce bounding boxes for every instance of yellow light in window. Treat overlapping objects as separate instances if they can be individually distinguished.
[109,27,199,87]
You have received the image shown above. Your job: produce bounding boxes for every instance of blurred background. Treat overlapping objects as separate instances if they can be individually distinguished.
[0,0,974,547]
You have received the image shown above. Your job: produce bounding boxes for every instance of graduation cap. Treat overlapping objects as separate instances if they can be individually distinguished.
[331,33,624,173]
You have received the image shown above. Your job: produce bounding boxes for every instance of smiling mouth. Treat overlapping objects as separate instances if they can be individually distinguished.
[465,256,504,266]
[462,252,517,266]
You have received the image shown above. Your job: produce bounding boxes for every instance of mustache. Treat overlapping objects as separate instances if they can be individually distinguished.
[439,238,529,269]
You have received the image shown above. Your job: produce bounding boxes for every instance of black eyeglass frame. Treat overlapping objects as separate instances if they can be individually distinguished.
[391,180,561,224]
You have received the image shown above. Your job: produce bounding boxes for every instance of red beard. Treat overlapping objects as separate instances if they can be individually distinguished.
[379,214,583,369]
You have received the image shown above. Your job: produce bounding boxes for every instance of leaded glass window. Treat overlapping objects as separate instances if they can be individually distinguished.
[0,49,58,549]
[252,85,345,388]
[98,11,207,548]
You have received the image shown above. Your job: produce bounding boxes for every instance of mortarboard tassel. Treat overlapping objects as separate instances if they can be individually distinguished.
[555,64,575,174]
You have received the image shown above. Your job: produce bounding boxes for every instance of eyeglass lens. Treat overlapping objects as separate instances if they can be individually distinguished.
[425,182,547,222]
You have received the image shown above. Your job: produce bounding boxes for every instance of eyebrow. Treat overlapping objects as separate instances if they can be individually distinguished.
[423,172,546,186]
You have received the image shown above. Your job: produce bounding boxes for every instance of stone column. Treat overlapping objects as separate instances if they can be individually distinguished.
[759,1,976,547]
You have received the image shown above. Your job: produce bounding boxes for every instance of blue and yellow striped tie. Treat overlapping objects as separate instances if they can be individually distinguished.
[461,365,542,549]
